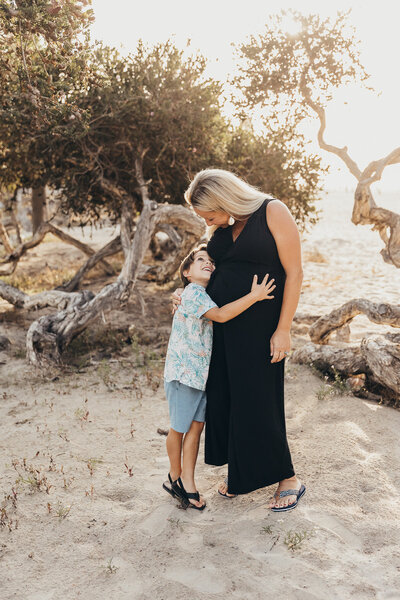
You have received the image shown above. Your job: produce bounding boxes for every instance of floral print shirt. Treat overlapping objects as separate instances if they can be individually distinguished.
[164,283,218,391]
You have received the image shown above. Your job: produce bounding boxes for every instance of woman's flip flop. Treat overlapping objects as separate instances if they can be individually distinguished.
[270,484,306,512]
[218,477,238,499]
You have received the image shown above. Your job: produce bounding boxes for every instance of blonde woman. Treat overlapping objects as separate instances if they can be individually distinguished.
[173,169,305,511]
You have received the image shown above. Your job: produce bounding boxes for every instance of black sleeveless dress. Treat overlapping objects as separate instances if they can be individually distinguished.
[205,198,295,495]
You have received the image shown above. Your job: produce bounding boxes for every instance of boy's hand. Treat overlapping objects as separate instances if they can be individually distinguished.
[250,274,276,301]
[171,288,183,314]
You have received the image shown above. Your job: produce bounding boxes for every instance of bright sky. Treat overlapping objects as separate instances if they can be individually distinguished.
[91,0,400,191]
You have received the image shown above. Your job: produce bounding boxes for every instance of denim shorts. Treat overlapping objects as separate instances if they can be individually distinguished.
[164,380,207,433]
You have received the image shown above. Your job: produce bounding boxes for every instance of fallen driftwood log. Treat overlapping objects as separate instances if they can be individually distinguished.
[292,300,400,403]
[309,299,400,344]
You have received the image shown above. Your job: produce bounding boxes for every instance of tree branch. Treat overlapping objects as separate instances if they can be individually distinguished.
[299,65,400,268]
[309,298,400,344]
[299,66,362,180]
[0,221,114,275]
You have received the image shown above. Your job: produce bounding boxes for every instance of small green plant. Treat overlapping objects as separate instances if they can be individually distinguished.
[260,525,273,535]
[86,457,103,476]
[167,517,183,530]
[331,367,349,394]
[98,360,115,390]
[129,333,141,357]
[105,558,118,574]
[74,407,89,421]
[316,385,333,401]
[284,529,312,551]
[12,347,26,359]
[55,501,71,519]
[12,459,52,494]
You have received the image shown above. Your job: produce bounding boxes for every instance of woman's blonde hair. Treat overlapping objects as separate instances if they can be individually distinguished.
[184,169,270,234]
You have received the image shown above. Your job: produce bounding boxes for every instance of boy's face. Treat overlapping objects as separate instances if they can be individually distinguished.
[184,250,215,286]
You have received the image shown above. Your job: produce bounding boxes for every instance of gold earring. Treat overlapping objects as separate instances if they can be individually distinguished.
[228,216,235,226]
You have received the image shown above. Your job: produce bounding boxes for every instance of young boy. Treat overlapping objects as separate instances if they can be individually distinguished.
[163,245,275,510]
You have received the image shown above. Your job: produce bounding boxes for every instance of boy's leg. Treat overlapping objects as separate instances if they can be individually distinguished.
[166,427,184,481]
[181,420,205,508]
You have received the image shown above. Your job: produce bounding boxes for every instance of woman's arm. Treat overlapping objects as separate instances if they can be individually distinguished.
[267,200,303,363]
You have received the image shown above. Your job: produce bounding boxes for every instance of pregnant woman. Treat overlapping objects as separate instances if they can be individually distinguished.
[175,169,305,511]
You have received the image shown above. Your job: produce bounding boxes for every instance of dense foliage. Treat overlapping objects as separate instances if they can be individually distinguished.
[0,3,333,230]
[0,0,94,191]
[53,42,228,221]
[235,10,369,116]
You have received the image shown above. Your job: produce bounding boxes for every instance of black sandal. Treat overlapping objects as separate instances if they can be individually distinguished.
[177,479,206,511]
[163,473,186,503]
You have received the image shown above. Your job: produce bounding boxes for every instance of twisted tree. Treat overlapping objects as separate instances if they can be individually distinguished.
[25,157,204,366]
[236,9,400,266]
[0,7,328,366]
[236,10,400,402]
[0,0,94,231]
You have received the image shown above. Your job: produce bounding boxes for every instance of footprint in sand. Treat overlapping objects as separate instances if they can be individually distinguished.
[164,563,226,594]
[139,503,176,537]
[304,508,362,549]
[100,486,133,503]
[108,557,144,595]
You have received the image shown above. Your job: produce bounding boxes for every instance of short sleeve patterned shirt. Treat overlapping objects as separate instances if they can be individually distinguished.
[164,283,218,391]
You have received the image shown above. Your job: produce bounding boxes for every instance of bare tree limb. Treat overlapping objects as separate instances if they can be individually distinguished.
[0,279,93,310]
[24,160,206,366]
[361,335,400,395]
[309,298,400,344]
[291,341,368,373]
[299,66,362,179]
[59,235,122,292]
[291,336,400,400]
[299,66,400,268]
[0,221,115,275]
[0,214,13,254]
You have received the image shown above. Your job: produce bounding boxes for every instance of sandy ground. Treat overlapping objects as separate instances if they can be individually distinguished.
[1,191,400,599]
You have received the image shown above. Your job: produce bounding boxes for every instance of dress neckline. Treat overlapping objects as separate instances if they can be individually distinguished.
[230,199,266,244]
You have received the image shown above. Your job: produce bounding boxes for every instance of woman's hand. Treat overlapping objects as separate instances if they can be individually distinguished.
[250,274,276,301]
[270,328,291,363]
[171,288,183,314]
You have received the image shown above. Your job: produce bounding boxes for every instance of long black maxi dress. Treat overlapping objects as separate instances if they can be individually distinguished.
[205,198,295,495]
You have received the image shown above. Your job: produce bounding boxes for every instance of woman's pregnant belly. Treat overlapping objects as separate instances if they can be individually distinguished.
[207,261,286,307]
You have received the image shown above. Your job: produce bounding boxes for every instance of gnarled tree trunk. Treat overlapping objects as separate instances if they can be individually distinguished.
[300,67,400,268]
[31,186,47,234]
[0,158,205,366]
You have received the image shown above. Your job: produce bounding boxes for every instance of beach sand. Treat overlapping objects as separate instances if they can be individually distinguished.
[0,191,400,599]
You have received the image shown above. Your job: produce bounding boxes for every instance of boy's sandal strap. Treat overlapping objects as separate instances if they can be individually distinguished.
[185,491,200,501]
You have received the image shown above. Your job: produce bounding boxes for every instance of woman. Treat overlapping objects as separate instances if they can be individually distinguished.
[173,169,305,511]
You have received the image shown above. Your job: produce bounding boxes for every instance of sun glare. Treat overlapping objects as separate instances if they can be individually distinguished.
[90,0,400,191]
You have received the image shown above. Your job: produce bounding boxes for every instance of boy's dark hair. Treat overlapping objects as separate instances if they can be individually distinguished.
[179,244,209,287]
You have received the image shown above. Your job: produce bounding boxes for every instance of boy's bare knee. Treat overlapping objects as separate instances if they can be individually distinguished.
[191,420,205,433]
[168,427,184,438]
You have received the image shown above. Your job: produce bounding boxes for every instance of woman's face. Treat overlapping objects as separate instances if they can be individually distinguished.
[193,208,230,228]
